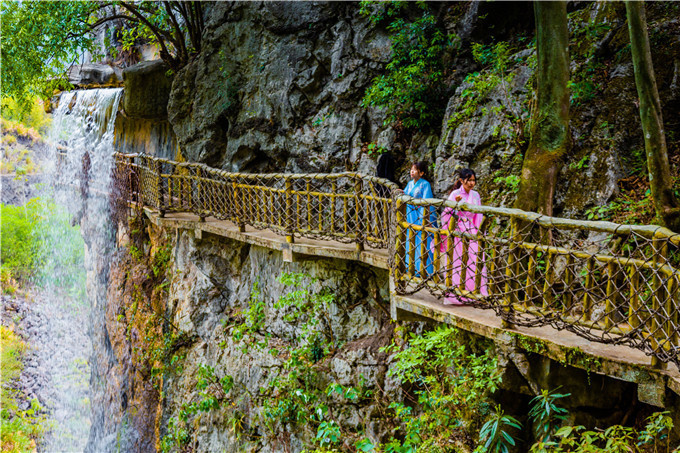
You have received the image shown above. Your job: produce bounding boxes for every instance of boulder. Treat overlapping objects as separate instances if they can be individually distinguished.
[68,64,121,88]
[122,60,173,119]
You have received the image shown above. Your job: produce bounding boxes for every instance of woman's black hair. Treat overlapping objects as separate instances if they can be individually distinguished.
[412,161,429,179]
[451,168,476,191]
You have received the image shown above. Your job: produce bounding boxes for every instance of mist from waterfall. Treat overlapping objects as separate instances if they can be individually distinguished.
[37,88,123,452]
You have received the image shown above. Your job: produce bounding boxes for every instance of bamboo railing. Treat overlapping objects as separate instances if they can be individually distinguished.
[110,152,680,368]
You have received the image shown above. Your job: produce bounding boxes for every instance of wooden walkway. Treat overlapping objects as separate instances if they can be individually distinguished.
[143,207,680,407]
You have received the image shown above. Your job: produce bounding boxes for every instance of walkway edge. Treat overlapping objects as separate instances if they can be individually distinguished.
[141,208,680,406]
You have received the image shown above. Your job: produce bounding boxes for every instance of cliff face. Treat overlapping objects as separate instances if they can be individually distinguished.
[168,1,398,175]
[95,218,403,452]
[87,2,680,450]
[159,1,680,218]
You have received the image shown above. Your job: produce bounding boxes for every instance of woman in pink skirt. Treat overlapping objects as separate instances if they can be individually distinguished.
[440,168,488,305]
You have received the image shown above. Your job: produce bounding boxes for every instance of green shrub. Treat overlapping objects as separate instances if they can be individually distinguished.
[383,325,502,451]
[361,3,456,130]
[0,201,45,283]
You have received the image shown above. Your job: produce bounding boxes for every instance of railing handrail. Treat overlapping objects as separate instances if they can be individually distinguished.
[114,152,679,242]
[397,195,680,243]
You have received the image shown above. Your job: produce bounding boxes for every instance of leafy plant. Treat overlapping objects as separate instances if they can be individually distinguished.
[478,407,522,453]
[528,388,570,442]
[383,325,502,451]
[530,412,676,453]
[637,411,673,450]
[1,97,52,138]
[494,175,521,194]
[366,142,388,156]
[569,155,590,171]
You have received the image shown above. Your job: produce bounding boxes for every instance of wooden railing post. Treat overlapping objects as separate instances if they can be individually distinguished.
[651,238,668,369]
[196,167,205,222]
[502,218,520,328]
[394,197,407,292]
[354,176,364,253]
[285,178,294,243]
[232,178,244,232]
[157,160,165,217]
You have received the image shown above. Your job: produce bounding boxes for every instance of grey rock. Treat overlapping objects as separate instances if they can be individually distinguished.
[122,60,173,119]
[68,64,121,88]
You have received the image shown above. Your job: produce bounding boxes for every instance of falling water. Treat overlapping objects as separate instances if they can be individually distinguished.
[37,88,123,451]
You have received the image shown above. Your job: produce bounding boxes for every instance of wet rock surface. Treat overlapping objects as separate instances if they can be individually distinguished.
[0,174,46,206]
[1,292,91,452]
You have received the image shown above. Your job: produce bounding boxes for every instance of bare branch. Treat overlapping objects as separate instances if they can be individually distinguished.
[89,14,140,31]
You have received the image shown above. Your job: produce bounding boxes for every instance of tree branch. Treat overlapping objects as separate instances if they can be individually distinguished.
[162,1,188,64]
[89,14,140,31]
[117,1,176,67]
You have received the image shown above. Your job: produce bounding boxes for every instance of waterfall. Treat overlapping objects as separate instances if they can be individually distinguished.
[40,88,122,452]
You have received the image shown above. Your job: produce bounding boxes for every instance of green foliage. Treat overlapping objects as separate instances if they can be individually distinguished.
[225,279,269,352]
[1,1,99,101]
[361,4,455,130]
[637,411,673,450]
[151,244,173,278]
[567,10,611,107]
[1,198,86,296]
[529,411,676,452]
[584,195,655,225]
[0,201,44,284]
[383,325,502,451]
[528,388,570,442]
[568,155,590,171]
[493,175,521,194]
[1,97,52,137]
[0,326,49,452]
[358,1,409,26]
[260,273,338,437]
[366,142,388,157]
[478,407,522,453]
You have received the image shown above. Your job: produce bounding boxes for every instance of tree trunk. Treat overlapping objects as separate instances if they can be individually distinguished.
[626,1,680,231]
[515,2,570,216]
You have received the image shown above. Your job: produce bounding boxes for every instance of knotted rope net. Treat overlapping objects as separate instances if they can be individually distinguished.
[390,195,680,368]
[111,153,396,248]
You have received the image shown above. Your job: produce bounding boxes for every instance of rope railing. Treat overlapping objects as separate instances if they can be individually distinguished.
[111,153,398,249]
[110,152,680,368]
